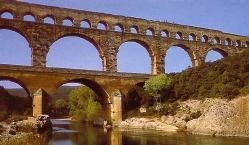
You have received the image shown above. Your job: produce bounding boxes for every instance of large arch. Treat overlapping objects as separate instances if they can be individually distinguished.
[47,34,103,70]
[117,39,152,74]
[0,77,31,98]
[205,48,228,62]
[165,44,194,73]
[55,78,109,105]
[0,28,31,66]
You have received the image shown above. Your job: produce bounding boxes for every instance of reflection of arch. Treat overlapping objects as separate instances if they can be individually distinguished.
[0,77,31,98]
[56,78,109,105]
[205,48,228,59]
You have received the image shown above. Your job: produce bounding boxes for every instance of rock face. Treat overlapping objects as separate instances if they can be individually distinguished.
[186,96,249,137]
[35,115,52,134]
[120,117,178,132]
[121,95,249,137]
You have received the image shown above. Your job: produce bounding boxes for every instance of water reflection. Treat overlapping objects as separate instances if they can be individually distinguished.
[49,119,249,145]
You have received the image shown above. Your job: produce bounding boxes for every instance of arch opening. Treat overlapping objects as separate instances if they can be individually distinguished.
[80,19,91,28]
[0,29,31,66]
[212,37,220,45]
[0,11,14,19]
[188,33,196,41]
[47,35,102,70]
[175,32,183,40]
[165,45,193,73]
[114,23,123,32]
[205,48,227,62]
[53,79,109,120]
[97,21,107,30]
[201,35,208,43]
[146,28,154,36]
[130,26,139,34]
[245,41,249,48]
[161,30,169,37]
[23,14,35,22]
[117,41,151,74]
[63,18,73,26]
[0,79,32,119]
[43,16,55,24]
[225,38,232,46]
[236,40,241,47]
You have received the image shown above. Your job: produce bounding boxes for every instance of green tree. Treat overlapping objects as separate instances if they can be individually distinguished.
[55,99,68,109]
[69,85,101,122]
[144,74,171,109]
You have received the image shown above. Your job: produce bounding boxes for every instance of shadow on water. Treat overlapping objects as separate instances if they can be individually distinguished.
[48,119,249,145]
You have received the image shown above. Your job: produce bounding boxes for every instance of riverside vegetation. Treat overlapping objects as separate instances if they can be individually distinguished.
[122,49,249,137]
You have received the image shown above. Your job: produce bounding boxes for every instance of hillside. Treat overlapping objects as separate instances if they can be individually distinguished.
[165,49,249,100]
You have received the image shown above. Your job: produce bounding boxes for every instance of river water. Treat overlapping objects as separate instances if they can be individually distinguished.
[48,119,249,145]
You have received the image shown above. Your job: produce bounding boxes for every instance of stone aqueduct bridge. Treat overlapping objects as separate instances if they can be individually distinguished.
[0,1,249,125]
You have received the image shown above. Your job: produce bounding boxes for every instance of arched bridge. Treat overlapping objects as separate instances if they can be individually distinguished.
[0,1,248,125]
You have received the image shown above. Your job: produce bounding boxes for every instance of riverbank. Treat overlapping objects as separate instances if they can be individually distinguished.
[120,95,249,137]
[0,116,52,145]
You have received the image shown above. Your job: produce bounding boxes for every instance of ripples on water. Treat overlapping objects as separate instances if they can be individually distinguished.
[48,119,249,145]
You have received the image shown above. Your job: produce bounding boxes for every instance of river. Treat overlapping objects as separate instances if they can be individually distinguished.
[48,119,249,145]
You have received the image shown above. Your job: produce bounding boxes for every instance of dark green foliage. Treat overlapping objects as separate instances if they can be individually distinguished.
[167,49,249,100]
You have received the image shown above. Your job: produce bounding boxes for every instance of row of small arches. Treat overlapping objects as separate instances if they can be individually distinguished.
[1,11,249,48]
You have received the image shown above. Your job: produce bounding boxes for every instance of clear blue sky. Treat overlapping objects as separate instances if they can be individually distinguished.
[0,0,248,88]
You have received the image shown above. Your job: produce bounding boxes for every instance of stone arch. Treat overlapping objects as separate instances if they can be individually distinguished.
[114,23,124,32]
[175,32,183,39]
[236,40,241,47]
[188,33,197,41]
[42,15,55,24]
[48,33,105,70]
[165,43,197,68]
[97,21,108,30]
[62,17,74,26]
[0,10,14,19]
[212,37,221,44]
[201,35,208,43]
[161,30,169,37]
[0,76,31,98]
[0,26,31,45]
[225,38,232,46]
[245,41,249,47]
[205,47,228,60]
[117,39,154,73]
[55,78,110,105]
[22,12,36,22]
[130,25,139,34]
[80,19,91,28]
[146,28,154,36]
